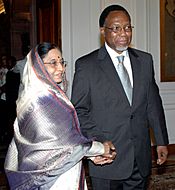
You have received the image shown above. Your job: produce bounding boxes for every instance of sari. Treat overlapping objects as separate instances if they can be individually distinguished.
[4,46,103,189]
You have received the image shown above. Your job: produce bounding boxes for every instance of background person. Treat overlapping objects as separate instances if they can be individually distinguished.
[0,55,8,100]
[5,56,20,143]
[0,55,9,143]
[71,5,169,190]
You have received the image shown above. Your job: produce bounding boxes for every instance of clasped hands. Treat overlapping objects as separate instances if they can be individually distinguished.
[93,141,116,165]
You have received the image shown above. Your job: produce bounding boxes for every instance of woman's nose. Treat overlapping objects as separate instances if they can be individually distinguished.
[55,62,64,70]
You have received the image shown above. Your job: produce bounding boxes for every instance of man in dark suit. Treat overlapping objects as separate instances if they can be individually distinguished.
[71,4,169,190]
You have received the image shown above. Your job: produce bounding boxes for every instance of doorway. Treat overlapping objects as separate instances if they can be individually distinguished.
[0,1,61,188]
[0,0,61,60]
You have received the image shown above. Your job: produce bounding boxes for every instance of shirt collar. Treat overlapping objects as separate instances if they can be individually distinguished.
[105,42,128,59]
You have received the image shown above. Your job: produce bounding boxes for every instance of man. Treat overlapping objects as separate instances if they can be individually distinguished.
[71,4,169,190]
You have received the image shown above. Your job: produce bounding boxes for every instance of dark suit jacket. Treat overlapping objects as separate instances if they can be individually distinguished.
[71,46,169,179]
[6,71,20,104]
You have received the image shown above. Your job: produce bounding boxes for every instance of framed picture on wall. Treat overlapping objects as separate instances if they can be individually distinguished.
[160,0,175,82]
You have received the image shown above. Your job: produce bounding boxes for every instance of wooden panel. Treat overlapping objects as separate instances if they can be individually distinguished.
[160,0,175,82]
[36,0,61,48]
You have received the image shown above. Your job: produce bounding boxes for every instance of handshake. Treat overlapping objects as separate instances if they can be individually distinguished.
[92,141,117,165]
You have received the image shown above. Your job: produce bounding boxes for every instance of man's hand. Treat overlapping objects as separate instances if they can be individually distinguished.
[102,141,116,160]
[157,145,168,165]
[92,141,116,165]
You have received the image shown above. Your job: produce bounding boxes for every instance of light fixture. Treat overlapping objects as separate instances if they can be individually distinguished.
[0,0,5,14]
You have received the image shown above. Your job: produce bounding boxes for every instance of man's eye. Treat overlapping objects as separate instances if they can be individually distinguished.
[114,26,120,31]
[125,26,131,29]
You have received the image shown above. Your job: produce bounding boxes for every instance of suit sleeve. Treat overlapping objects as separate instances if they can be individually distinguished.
[71,59,107,142]
[147,55,169,145]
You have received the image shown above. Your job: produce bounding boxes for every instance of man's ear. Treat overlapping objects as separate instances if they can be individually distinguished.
[100,27,105,45]
[100,27,105,37]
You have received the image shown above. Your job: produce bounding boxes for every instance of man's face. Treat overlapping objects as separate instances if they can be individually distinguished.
[100,11,132,53]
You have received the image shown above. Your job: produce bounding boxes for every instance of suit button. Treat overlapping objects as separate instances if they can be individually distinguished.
[130,115,134,119]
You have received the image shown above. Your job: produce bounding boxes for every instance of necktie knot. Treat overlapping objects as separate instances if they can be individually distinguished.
[117,55,124,63]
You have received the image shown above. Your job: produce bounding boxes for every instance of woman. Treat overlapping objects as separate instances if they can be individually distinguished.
[4,42,116,190]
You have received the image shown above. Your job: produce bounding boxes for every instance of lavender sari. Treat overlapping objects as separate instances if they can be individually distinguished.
[4,47,93,189]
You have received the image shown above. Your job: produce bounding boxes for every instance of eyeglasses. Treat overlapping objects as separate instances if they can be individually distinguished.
[44,59,67,68]
[105,25,134,33]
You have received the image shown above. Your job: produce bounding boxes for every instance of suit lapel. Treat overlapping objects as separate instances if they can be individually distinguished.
[128,48,142,107]
[97,46,143,106]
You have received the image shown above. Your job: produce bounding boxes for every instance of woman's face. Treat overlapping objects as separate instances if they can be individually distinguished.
[43,48,65,83]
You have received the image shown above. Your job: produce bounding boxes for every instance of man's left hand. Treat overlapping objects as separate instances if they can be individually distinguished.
[157,145,168,165]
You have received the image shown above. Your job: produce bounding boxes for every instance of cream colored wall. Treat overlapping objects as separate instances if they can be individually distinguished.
[61,0,175,144]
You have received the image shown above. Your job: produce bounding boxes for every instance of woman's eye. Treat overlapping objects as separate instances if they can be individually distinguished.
[50,61,56,65]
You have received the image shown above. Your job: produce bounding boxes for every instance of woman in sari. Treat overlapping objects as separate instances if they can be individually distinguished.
[4,42,116,190]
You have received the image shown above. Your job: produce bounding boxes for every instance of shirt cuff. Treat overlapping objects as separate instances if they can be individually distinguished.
[85,141,104,157]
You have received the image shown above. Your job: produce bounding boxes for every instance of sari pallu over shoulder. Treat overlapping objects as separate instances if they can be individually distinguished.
[4,46,92,189]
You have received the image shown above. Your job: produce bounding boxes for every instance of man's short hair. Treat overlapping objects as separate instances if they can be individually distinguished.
[99,4,131,27]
